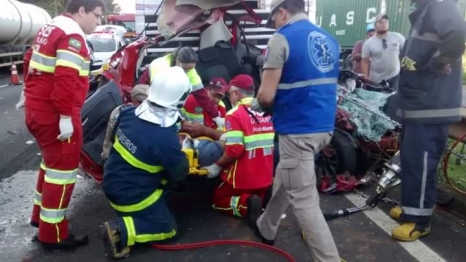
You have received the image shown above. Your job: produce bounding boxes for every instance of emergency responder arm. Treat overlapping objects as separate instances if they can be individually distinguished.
[361,41,371,76]
[215,114,244,166]
[257,33,288,108]
[102,106,122,160]
[188,68,220,119]
[157,134,189,182]
[51,35,89,116]
[351,41,364,61]
[429,1,466,72]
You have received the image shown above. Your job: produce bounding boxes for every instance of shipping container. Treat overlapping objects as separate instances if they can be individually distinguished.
[315,0,466,67]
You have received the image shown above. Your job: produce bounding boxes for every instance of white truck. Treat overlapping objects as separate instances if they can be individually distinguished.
[0,0,51,69]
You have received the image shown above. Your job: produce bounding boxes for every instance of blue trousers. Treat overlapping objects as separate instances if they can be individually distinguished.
[111,195,177,248]
[400,123,449,224]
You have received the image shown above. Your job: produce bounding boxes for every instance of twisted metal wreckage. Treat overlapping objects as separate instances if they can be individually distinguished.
[320,71,466,220]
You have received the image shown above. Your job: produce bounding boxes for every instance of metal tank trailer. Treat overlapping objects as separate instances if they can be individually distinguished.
[0,0,52,68]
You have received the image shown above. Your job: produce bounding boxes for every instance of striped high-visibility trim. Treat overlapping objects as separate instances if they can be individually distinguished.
[109,180,168,213]
[113,138,164,173]
[29,49,90,76]
[40,207,66,224]
[34,190,42,206]
[44,167,78,185]
[122,215,176,247]
[226,132,274,150]
[179,108,204,124]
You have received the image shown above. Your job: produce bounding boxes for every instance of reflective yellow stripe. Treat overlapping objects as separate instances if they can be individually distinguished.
[43,168,78,185]
[113,138,164,173]
[180,108,204,124]
[243,133,275,150]
[122,216,176,246]
[30,51,56,73]
[187,68,203,91]
[56,50,85,70]
[226,131,244,145]
[135,230,177,243]
[123,217,137,246]
[230,196,241,217]
[109,179,168,213]
[40,207,66,224]
[34,190,42,205]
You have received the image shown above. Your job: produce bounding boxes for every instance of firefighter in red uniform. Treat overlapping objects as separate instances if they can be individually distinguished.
[24,0,104,250]
[181,77,228,130]
[201,75,275,226]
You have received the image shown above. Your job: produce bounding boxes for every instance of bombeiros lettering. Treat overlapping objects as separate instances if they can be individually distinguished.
[116,129,137,154]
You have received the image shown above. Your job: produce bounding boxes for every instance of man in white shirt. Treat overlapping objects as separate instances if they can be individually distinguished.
[361,14,406,89]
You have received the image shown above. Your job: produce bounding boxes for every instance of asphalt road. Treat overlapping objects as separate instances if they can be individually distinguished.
[0,73,466,262]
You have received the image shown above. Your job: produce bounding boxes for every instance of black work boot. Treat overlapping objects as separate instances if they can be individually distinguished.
[251,219,275,246]
[102,221,131,259]
[41,234,89,251]
[246,195,262,227]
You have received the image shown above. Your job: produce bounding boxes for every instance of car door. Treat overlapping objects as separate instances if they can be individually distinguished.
[80,79,123,181]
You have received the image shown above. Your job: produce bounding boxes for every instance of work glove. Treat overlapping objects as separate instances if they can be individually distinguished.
[251,98,273,116]
[57,116,74,141]
[15,90,26,110]
[202,163,222,179]
[219,132,227,142]
[213,116,225,129]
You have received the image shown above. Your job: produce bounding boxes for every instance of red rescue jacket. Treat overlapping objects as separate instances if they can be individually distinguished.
[24,14,90,116]
[221,97,275,190]
[181,94,226,130]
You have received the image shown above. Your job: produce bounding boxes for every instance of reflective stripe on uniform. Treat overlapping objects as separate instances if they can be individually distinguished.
[40,207,66,224]
[30,49,89,75]
[230,196,241,217]
[43,167,78,185]
[34,190,42,205]
[122,216,176,246]
[277,77,337,90]
[402,206,434,216]
[226,131,274,150]
[226,131,244,145]
[244,133,275,150]
[109,179,168,213]
[397,107,461,119]
[179,108,204,124]
[186,69,203,91]
[30,51,56,73]
[56,50,89,76]
[113,138,164,173]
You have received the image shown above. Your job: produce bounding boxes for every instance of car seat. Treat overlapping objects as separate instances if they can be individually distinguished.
[195,40,250,84]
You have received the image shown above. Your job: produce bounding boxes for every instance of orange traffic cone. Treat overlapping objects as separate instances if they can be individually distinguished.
[10,62,22,85]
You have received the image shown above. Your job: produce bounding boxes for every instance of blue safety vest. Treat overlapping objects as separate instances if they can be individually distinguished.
[272,19,340,134]
[102,107,184,212]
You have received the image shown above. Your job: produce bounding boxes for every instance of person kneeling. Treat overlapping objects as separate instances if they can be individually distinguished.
[101,67,191,259]
[201,75,275,226]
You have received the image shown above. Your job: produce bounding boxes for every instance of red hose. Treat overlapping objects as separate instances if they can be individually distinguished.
[151,240,296,262]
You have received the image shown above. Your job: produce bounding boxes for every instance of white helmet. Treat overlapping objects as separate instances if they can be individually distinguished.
[135,66,192,127]
[148,66,192,110]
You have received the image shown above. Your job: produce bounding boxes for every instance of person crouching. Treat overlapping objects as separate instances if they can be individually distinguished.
[101,66,191,259]
[201,74,275,226]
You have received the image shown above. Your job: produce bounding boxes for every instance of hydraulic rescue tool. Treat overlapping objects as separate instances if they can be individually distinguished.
[324,152,402,220]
